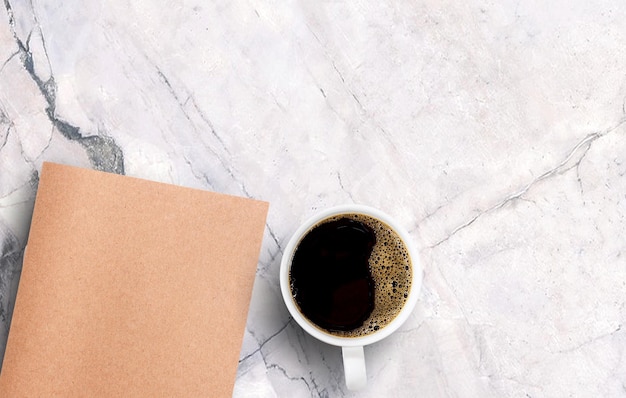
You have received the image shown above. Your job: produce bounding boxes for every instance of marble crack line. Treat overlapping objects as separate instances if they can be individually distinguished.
[266,364,316,396]
[412,191,467,233]
[0,120,12,153]
[306,373,329,398]
[2,0,124,174]
[265,225,283,263]
[327,59,401,155]
[331,61,365,114]
[555,324,623,355]
[0,170,38,204]
[267,362,329,398]
[154,67,228,151]
[303,24,369,135]
[429,119,626,249]
[152,64,263,202]
[0,50,19,74]
[394,320,425,336]
[181,153,214,190]
[238,319,291,364]
[153,63,231,159]
[256,228,283,274]
[336,172,355,203]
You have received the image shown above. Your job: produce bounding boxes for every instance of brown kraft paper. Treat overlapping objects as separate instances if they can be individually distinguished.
[0,162,269,397]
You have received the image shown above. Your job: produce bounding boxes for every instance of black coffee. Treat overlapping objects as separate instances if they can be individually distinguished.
[289,213,412,338]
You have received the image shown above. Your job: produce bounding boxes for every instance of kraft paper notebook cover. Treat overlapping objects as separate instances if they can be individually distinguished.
[0,162,269,397]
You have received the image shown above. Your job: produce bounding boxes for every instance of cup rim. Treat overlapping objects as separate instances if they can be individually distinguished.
[279,204,423,347]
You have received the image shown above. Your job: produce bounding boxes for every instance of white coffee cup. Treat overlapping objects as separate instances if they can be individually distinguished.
[279,205,422,390]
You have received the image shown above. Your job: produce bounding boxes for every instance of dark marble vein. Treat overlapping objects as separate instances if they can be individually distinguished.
[0,229,24,369]
[0,108,11,153]
[3,0,125,174]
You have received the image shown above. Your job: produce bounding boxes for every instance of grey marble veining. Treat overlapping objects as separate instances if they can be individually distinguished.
[1,1,626,397]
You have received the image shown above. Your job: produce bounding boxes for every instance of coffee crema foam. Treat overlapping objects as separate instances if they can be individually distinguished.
[291,213,412,338]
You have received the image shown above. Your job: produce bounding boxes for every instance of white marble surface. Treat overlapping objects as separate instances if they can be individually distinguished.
[1,1,626,397]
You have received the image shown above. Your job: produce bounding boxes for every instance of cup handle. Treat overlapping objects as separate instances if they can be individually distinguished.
[342,346,367,390]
